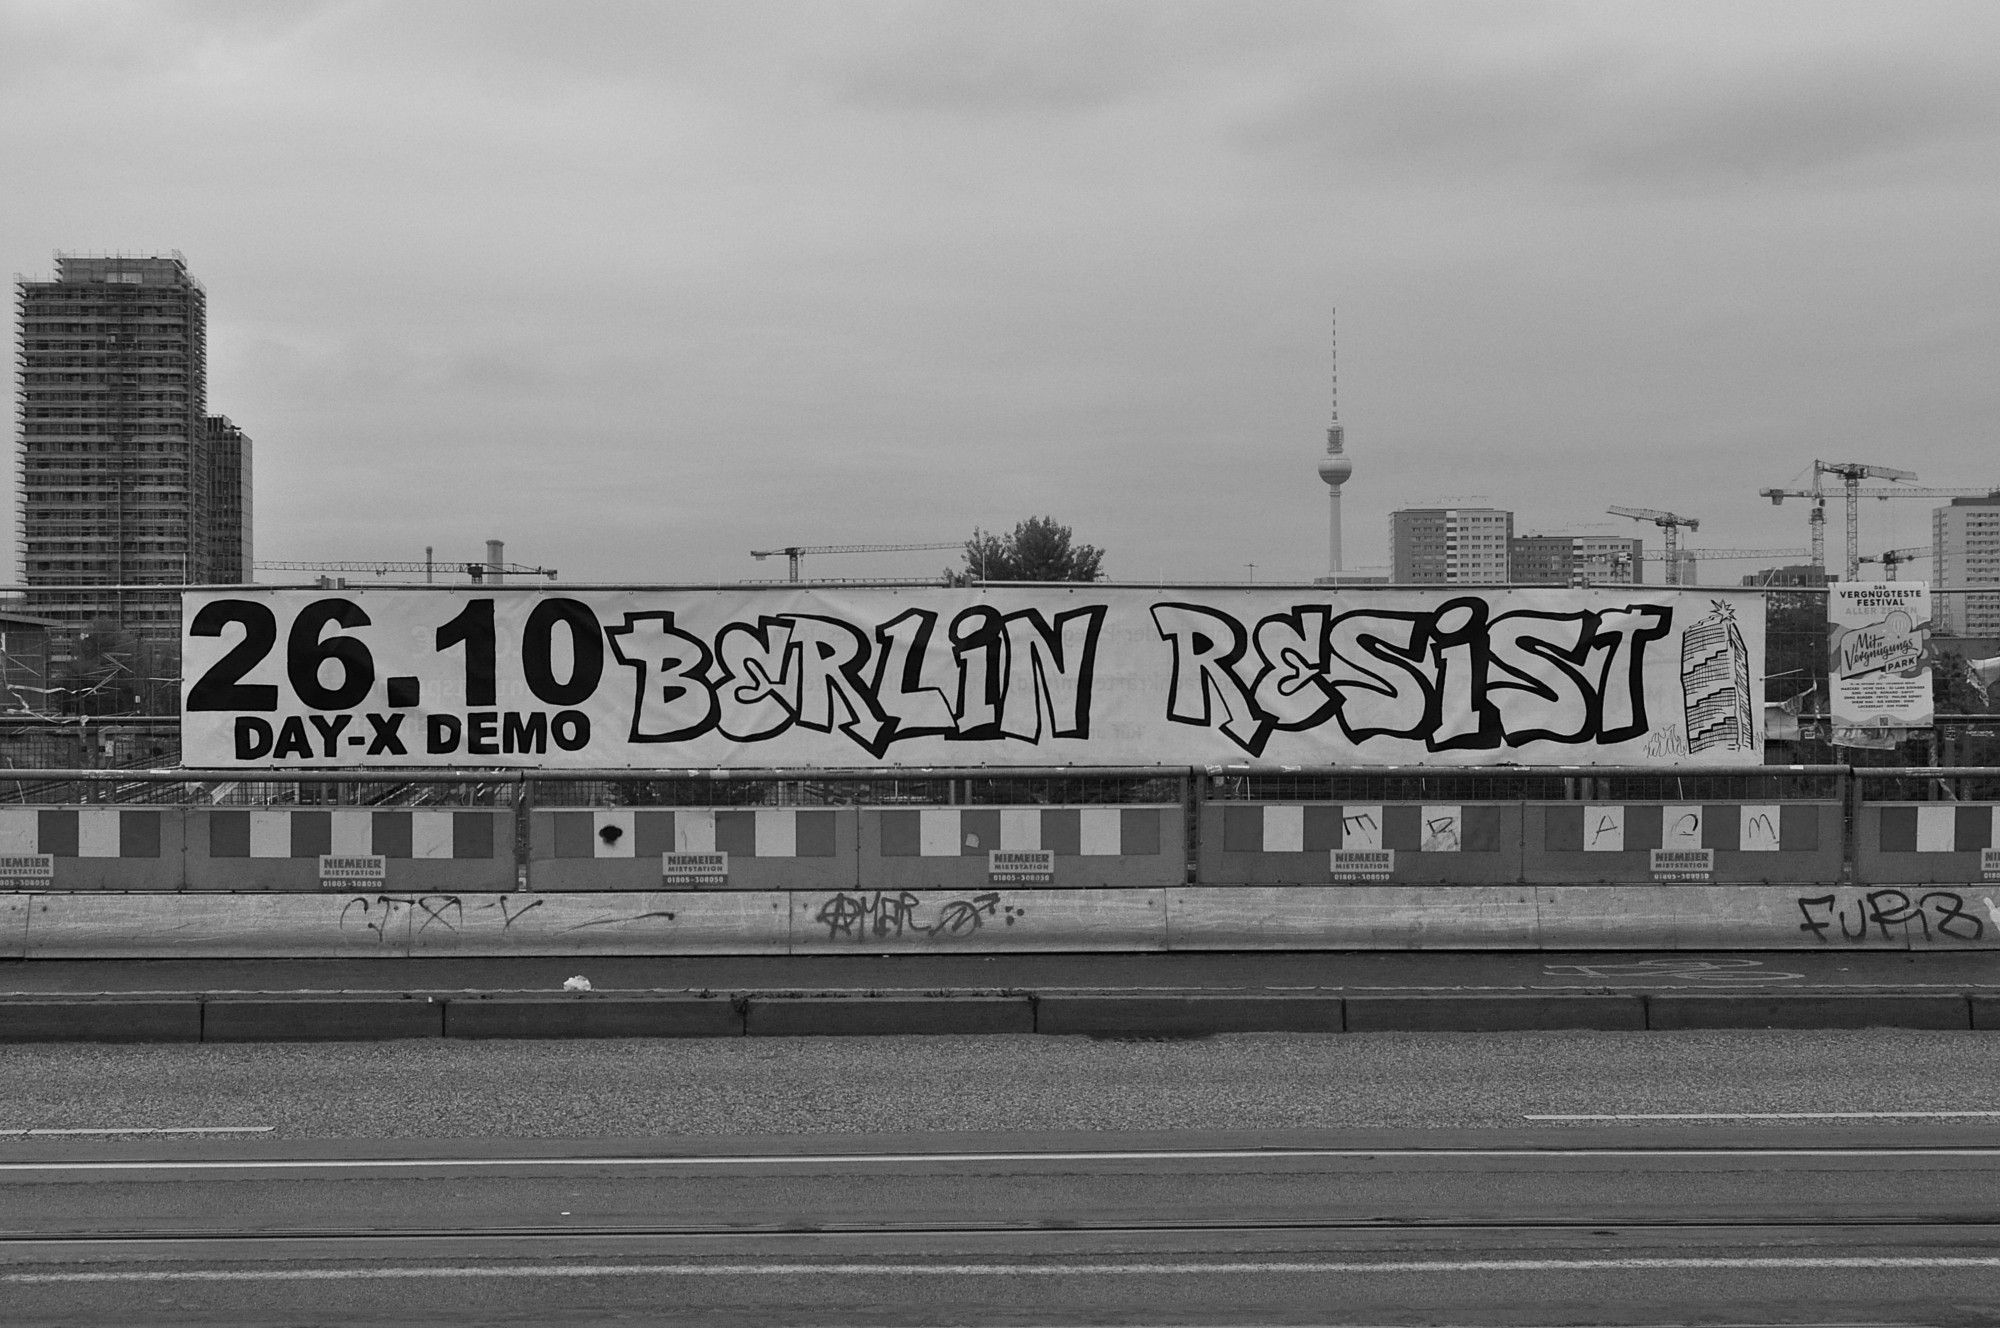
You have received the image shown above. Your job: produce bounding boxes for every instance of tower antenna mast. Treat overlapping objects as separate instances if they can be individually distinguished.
[1316,307,1353,579]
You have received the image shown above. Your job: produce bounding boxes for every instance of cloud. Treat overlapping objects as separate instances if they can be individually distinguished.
[1235,2,2000,196]
[5,1,2000,585]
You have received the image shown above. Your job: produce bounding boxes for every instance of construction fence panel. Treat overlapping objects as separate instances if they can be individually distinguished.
[1855,803,2000,885]
[187,807,517,894]
[1194,801,1524,885]
[1521,800,1845,886]
[527,806,860,891]
[0,806,186,891]
[1851,770,2000,891]
[856,804,1185,892]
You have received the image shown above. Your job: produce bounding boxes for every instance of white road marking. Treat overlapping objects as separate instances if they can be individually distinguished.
[1530,1111,2000,1122]
[7,1144,2000,1174]
[0,1127,273,1137]
[10,1256,2000,1284]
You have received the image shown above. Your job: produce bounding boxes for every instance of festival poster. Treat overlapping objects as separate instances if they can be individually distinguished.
[1827,581,1932,747]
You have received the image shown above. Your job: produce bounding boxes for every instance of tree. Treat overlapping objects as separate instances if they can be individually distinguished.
[48,623,180,717]
[1761,591,1828,705]
[1932,647,1989,716]
[960,517,1105,583]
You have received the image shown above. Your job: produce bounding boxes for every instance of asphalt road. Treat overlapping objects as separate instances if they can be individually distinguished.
[6,1030,2000,1324]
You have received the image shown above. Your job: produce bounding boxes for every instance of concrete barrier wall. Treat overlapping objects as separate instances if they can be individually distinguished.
[12,881,1992,955]
[1164,884,1991,949]
[23,892,404,958]
[15,890,792,957]
[0,892,26,959]
[790,887,1166,952]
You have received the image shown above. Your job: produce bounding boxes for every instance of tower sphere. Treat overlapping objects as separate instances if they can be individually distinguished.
[1318,423,1351,486]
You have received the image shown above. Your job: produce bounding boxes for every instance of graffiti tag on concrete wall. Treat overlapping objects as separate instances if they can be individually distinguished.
[1796,889,1992,944]
[811,890,1024,942]
[336,893,676,941]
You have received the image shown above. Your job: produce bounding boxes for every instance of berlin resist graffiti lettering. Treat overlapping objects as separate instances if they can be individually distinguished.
[1152,597,1674,757]
[182,586,1762,769]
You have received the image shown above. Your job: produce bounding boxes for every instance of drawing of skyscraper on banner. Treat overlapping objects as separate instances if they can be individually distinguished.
[1681,599,1755,753]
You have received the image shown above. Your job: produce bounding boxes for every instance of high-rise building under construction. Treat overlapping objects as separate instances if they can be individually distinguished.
[13,254,252,637]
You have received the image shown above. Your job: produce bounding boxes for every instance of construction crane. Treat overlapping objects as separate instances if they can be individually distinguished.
[1759,482,1995,573]
[257,559,558,583]
[1857,546,1929,581]
[1607,507,1698,585]
[1759,480,1994,578]
[1751,460,1997,581]
[1815,461,1914,581]
[1641,547,1810,561]
[749,542,963,583]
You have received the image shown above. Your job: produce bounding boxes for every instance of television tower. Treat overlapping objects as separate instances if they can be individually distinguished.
[1315,310,1353,578]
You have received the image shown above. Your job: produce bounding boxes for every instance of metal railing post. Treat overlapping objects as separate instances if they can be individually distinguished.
[513,771,533,891]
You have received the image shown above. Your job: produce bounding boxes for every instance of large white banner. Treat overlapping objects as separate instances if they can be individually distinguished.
[1828,581,1932,745]
[181,586,1765,769]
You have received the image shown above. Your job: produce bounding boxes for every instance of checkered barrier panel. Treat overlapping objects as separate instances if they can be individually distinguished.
[541,808,838,859]
[1194,803,1522,885]
[1219,804,1501,854]
[1543,804,1817,853]
[0,808,162,858]
[207,809,500,859]
[875,808,1162,858]
[1852,803,2000,887]
[1527,801,1843,886]
[1874,805,2000,853]
[859,805,1183,890]
[526,807,858,891]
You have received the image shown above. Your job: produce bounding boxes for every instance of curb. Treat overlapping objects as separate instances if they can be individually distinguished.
[1344,994,1644,1033]
[203,997,443,1042]
[1036,995,1344,1036]
[1645,994,1973,1031]
[0,991,1992,1042]
[445,995,742,1039]
[0,997,202,1042]
[744,996,1034,1037]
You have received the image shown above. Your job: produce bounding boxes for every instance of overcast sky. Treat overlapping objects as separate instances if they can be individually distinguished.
[5,0,1998,586]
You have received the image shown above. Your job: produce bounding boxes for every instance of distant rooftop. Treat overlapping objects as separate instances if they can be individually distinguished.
[42,252,200,289]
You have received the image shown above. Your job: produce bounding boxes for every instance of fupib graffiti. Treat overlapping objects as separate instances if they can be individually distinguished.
[607,605,1105,758]
[1152,597,1673,757]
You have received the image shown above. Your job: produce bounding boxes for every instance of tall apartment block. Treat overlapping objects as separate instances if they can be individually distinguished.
[1933,493,2000,636]
[1509,534,1645,586]
[1389,508,1513,584]
[205,415,253,584]
[13,254,252,637]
